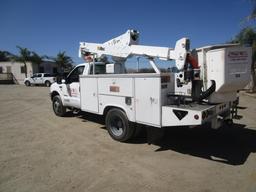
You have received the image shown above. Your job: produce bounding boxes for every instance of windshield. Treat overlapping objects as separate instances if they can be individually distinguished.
[124,56,175,73]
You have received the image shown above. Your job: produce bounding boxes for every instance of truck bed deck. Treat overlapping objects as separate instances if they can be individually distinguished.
[165,103,215,111]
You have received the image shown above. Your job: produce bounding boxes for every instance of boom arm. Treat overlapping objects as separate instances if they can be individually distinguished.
[79,29,190,70]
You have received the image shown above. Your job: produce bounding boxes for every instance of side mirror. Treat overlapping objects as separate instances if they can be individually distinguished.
[61,79,66,84]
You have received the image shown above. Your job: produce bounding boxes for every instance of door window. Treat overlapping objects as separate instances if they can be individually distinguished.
[39,67,44,73]
[53,67,57,74]
[31,74,36,78]
[20,66,26,73]
[44,73,52,77]
[6,66,11,73]
[66,66,85,83]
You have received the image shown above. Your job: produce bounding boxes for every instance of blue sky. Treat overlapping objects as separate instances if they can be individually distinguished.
[0,0,254,63]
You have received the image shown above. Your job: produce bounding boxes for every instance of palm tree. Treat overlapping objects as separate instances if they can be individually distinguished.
[0,51,13,62]
[12,47,45,78]
[247,0,256,21]
[231,1,256,92]
[231,27,256,92]
[245,0,256,92]
[30,52,45,73]
[52,51,73,74]
[12,46,32,78]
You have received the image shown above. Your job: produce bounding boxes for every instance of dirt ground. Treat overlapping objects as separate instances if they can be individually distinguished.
[0,85,256,192]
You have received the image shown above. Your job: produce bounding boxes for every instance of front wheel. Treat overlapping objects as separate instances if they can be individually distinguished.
[52,95,66,117]
[105,108,135,142]
[25,81,31,86]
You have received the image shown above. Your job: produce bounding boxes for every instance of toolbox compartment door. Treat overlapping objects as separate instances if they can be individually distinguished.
[135,77,161,127]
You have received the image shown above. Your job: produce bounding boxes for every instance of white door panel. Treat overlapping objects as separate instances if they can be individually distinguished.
[135,77,161,127]
[62,83,81,108]
[80,78,98,113]
[35,74,43,84]
[61,66,85,108]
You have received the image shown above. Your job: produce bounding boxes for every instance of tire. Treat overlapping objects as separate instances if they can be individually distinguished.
[25,81,31,86]
[45,81,51,87]
[52,95,66,117]
[105,108,135,142]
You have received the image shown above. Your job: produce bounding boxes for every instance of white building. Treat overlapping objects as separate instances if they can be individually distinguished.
[0,61,58,84]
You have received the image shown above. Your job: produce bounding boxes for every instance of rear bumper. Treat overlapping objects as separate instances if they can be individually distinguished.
[162,102,231,128]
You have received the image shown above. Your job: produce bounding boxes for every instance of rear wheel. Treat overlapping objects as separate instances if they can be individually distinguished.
[45,81,51,87]
[25,81,31,86]
[105,108,135,142]
[52,95,66,117]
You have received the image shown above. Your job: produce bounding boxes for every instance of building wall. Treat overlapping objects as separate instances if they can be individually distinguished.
[40,61,58,74]
[0,61,33,84]
[0,61,58,84]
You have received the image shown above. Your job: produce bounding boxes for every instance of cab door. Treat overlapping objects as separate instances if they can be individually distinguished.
[30,74,37,84]
[36,74,43,84]
[32,73,42,84]
[61,66,85,108]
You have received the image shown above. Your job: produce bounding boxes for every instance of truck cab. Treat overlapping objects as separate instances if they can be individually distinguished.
[50,62,106,110]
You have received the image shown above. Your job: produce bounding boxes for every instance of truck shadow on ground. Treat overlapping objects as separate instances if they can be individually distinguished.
[152,124,256,166]
[77,112,256,166]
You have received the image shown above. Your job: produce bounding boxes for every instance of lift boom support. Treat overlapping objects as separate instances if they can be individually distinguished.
[79,29,190,70]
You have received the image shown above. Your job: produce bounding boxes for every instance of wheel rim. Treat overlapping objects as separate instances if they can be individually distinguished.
[53,100,61,114]
[109,115,124,137]
[46,82,50,86]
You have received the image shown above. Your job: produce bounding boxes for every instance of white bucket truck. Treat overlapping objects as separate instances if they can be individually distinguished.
[50,30,251,142]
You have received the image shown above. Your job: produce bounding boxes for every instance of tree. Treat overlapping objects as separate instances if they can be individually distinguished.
[245,0,256,92]
[231,27,256,45]
[12,46,32,78]
[30,52,45,73]
[51,51,73,74]
[12,46,45,77]
[246,0,256,21]
[230,1,256,92]
[230,27,256,92]
[0,51,13,61]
